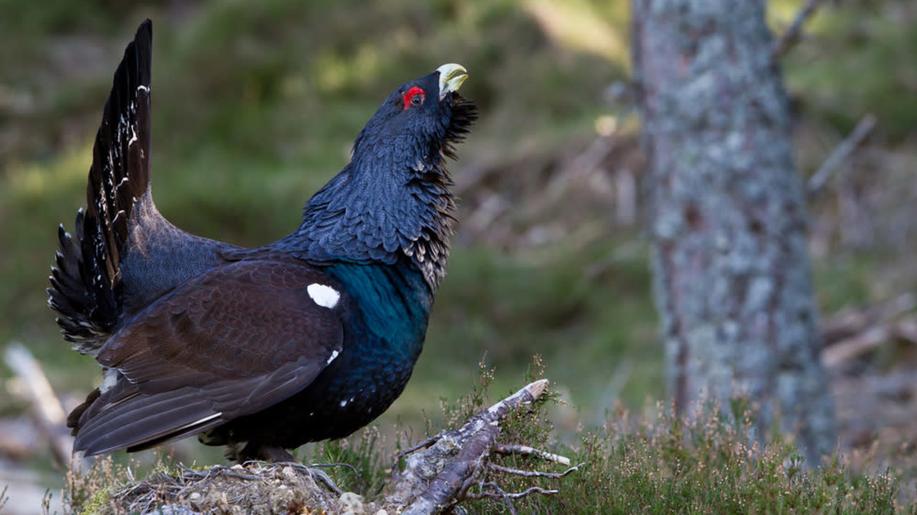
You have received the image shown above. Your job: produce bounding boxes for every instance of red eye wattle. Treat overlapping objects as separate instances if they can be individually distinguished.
[402,86,425,110]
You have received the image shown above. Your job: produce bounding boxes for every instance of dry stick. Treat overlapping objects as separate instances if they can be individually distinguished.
[807,114,877,196]
[392,380,556,515]
[468,483,560,500]
[3,342,74,468]
[492,444,572,466]
[823,315,917,367]
[772,0,824,59]
[489,463,581,480]
[821,293,916,346]
[823,325,893,368]
[521,135,616,220]
[393,434,440,467]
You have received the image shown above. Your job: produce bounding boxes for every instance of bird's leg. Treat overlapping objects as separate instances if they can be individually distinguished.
[261,446,296,463]
[237,442,295,462]
[236,442,343,494]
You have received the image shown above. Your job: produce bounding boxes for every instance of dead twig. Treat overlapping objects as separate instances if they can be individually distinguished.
[3,342,75,468]
[822,293,915,345]
[489,463,581,480]
[823,316,917,368]
[807,114,877,196]
[821,293,917,347]
[824,326,893,368]
[521,135,616,220]
[772,0,824,59]
[396,434,439,458]
[492,444,572,466]
[468,482,559,500]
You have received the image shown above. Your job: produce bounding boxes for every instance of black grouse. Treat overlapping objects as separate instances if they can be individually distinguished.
[47,20,475,461]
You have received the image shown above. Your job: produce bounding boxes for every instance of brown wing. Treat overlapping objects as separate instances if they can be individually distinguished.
[72,259,344,456]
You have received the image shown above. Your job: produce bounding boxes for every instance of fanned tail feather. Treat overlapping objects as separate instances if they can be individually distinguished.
[48,20,153,354]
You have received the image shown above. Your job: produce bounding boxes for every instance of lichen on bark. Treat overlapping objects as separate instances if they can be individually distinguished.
[631,0,836,463]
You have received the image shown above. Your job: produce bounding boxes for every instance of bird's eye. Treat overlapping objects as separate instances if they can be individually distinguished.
[402,86,425,110]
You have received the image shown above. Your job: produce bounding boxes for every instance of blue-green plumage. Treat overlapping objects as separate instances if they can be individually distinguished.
[327,261,433,351]
[206,261,433,448]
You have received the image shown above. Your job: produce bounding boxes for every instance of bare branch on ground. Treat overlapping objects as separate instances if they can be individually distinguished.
[3,342,76,469]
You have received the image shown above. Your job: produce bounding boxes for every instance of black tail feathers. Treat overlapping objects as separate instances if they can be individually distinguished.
[48,20,153,353]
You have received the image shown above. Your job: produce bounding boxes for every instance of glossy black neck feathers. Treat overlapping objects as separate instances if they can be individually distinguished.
[278,94,476,289]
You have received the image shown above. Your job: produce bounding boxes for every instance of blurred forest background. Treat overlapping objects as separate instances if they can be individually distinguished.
[1,0,916,511]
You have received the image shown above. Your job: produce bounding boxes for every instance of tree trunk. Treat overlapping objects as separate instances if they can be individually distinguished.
[631,0,835,462]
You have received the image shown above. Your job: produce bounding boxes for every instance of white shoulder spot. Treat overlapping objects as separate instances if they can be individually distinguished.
[326,349,340,365]
[307,283,340,309]
[100,368,119,393]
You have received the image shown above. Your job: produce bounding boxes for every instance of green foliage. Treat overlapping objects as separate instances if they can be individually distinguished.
[456,367,903,513]
[352,365,906,513]
[550,413,898,513]
[66,457,122,514]
[312,427,388,497]
[780,0,917,138]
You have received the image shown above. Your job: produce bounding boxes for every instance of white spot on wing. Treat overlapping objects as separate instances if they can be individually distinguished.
[137,85,150,93]
[308,283,340,309]
[326,349,340,365]
[340,399,348,407]
[100,368,119,393]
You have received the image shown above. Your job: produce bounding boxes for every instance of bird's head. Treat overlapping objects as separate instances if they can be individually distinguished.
[351,63,477,170]
[291,64,476,289]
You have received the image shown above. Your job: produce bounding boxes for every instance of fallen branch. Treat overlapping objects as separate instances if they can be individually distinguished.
[823,316,917,368]
[3,342,74,468]
[385,379,575,514]
[824,325,892,368]
[807,114,877,196]
[772,0,824,59]
[521,135,616,221]
[821,293,915,346]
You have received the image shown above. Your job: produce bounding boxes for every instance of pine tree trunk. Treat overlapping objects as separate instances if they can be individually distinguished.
[631,0,835,462]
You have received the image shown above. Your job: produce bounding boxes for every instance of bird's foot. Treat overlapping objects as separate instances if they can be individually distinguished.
[235,443,344,495]
[234,442,295,462]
